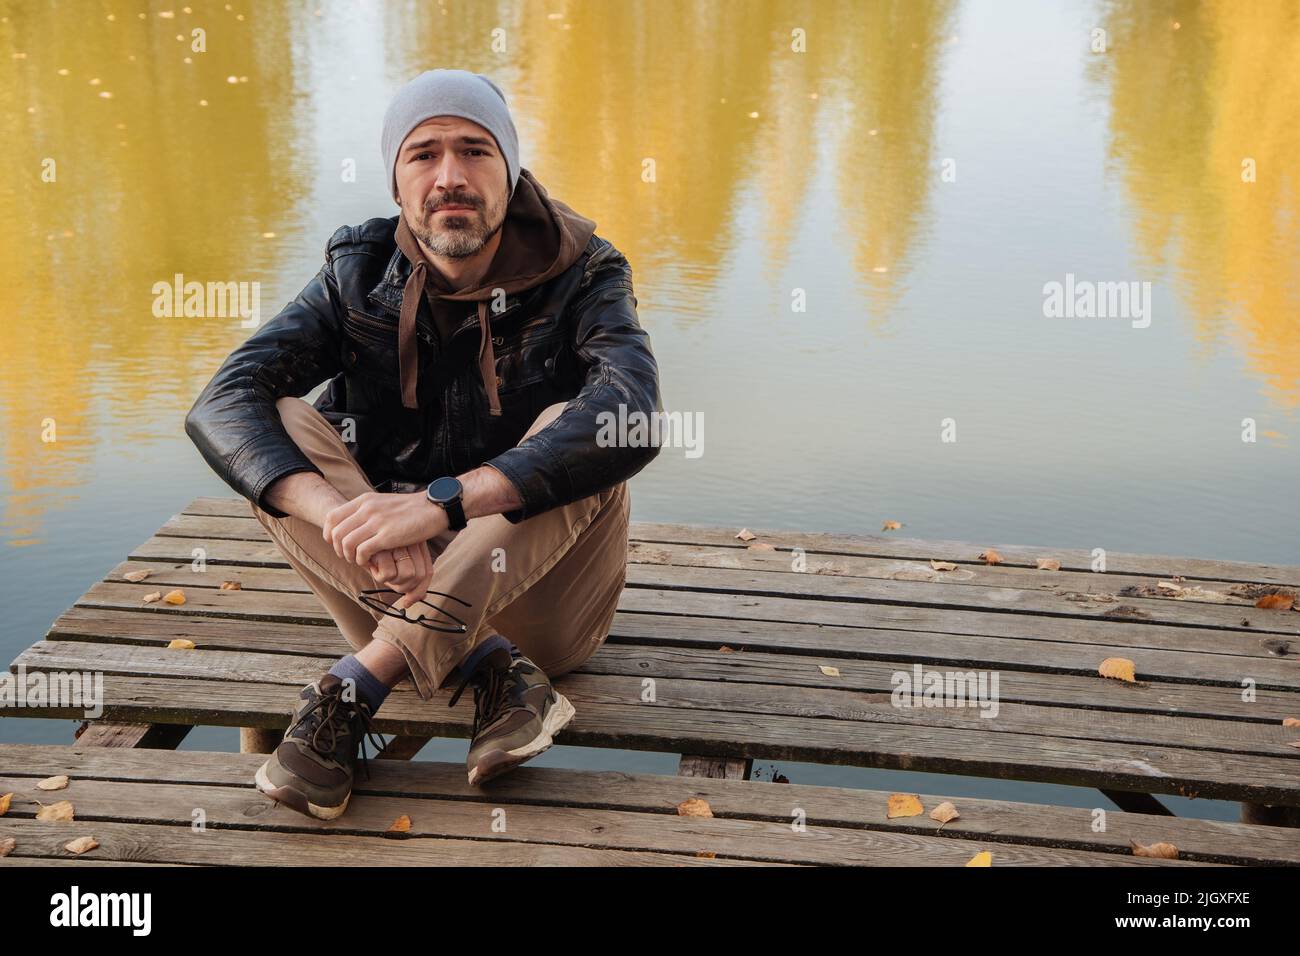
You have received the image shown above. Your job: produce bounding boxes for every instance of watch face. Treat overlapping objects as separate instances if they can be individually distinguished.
[427,476,462,503]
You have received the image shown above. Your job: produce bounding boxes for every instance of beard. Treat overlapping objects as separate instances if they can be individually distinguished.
[406,188,507,259]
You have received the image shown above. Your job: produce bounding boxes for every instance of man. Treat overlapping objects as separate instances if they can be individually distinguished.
[184,69,662,820]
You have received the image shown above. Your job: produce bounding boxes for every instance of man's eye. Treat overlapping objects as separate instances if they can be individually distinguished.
[415,152,433,161]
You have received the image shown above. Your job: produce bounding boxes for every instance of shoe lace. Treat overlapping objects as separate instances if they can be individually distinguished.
[448,662,518,739]
[287,683,389,782]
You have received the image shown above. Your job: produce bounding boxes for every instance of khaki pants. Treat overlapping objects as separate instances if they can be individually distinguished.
[250,397,630,700]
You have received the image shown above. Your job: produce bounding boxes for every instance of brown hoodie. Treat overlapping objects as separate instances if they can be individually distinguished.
[392,167,597,415]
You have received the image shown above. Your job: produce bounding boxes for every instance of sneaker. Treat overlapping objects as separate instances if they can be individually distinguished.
[254,673,386,820]
[447,647,576,786]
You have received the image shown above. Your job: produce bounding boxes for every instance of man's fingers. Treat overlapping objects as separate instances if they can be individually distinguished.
[328,509,368,559]
[369,550,398,586]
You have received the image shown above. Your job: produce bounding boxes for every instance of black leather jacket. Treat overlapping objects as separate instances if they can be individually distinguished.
[184,217,662,522]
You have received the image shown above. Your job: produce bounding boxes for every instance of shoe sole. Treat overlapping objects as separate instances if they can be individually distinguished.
[254,760,350,821]
[468,691,576,787]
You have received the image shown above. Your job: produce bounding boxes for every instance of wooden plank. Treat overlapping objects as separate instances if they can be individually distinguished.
[5,673,1297,804]
[179,497,1300,586]
[8,744,1296,865]
[16,641,1300,759]
[34,610,1300,721]
[679,755,751,779]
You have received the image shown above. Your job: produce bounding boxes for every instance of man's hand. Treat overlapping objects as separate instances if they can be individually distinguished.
[366,544,435,610]
[323,491,448,570]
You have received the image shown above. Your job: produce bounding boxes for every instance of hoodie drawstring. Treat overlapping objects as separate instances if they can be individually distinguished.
[476,300,501,417]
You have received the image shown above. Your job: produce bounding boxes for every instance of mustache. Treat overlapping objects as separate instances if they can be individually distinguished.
[425,194,482,213]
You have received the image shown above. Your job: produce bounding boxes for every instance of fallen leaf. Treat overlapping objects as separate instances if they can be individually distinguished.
[882,520,902,531]
[1130,839,1179,859]
[219,580,242,590]
[1256,593,1295,611]
[677,798,713,818]
[36,775,68,791]
[886,793,924,819]
[718,645,735,653]
[1099,657,1137,683]
[929,560,958,571]
[0,793,11,815]
[142,592,162,604]
[696,851,716,859]
[965,850,993,866]
[746,542,776,552]
[1101,605,1151,620]
[1156,580,1183,593]
[929,801,961,824]
[1283,717,1300,728]
[735,528,756,542]
[979,548,1003,565]
[1035,558,1061,571]
[0,837,14,857]
[64,836,98,855]
[166,639,196,650]
[386,814,412,833]
[818,664,841,678]
[122,569,152,582]
[162,589,186,605]
[35,800,74,822]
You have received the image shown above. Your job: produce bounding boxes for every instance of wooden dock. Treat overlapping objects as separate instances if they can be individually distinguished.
[3,496,1299,866]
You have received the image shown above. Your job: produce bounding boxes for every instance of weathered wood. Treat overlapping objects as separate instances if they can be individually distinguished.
[679,754,752,780]
[239,727,281,754]
[74,720,190,750]
[8,743,1296,865]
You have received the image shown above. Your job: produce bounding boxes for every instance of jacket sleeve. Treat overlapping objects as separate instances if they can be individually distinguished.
[183,252,346,519]
[484,242,663,523]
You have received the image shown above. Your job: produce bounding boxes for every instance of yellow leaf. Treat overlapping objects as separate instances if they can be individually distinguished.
[930,801,961,824]
[36,800,74,822]
[162,589,186,605]
[1099,657,1137,682]
[965,850,993,866]
[122,569,151,582]
[0,836,14,857]
[929,560,958,571]
[36,775,69,791]
[696,850,716,859]
[1130,840,1179,859]
[718,645,734,653]
[1283,717,1300,728]
[1256,593,1295,611]
[886,793,924,819]
[0,792,11,815]
[1035,558,1061,571]
[386,814,412,833]
[735,528,756,542]
[64,836,99,855]
[142,592,162,604]
[166,639,196,650]
[818,664,841,678]
[219,580,242,590]
[882,520,902,531]
[677,798,714,818]
[979,548,1003,565]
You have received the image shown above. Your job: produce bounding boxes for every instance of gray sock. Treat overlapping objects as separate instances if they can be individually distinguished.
[327,655,391,713]
[453,633,522,682]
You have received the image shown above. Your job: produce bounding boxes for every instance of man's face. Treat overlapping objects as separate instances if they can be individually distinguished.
[395,115,510,260]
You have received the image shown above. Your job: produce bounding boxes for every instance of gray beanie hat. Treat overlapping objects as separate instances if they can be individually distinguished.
[381,69,520,204]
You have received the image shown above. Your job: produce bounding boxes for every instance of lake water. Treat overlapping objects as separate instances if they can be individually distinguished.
[2,0,1297,822]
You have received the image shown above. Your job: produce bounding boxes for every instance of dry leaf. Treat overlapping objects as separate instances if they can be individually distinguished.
[1156,580,1183,593]
[142,591,162,604]
[122,569,152,582]
[929,560,958,571]
[718,645,734,653]
[746,542,776,552]
[1130,840,1179,859]
[219,580,242,590]
[1099,657,1137,683]
[965,850,992,866]
[735,528,757,542]
[36,775,69,791]
[979,548,1003,565]
[64,836,98,855]
[1283,717,1300,728]
[886,793,924,819]
[386,814,412,833]
[0,792,11,815]
[1035,558,1061,571]
[696,851,716,859]
[882,520,902,531]
[930,801,961,824]
[1256,593,1295,611]
[677,798,713,818]
[162,589,186,605]
[166,639,196,650]
[35,800,74,822]
[818,664,841,678]
[0,837,14,857]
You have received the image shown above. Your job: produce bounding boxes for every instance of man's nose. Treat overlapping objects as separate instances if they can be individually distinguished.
[433,153,470,192]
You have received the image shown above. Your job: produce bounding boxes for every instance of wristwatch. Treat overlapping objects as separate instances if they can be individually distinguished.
[425,476,468,531]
